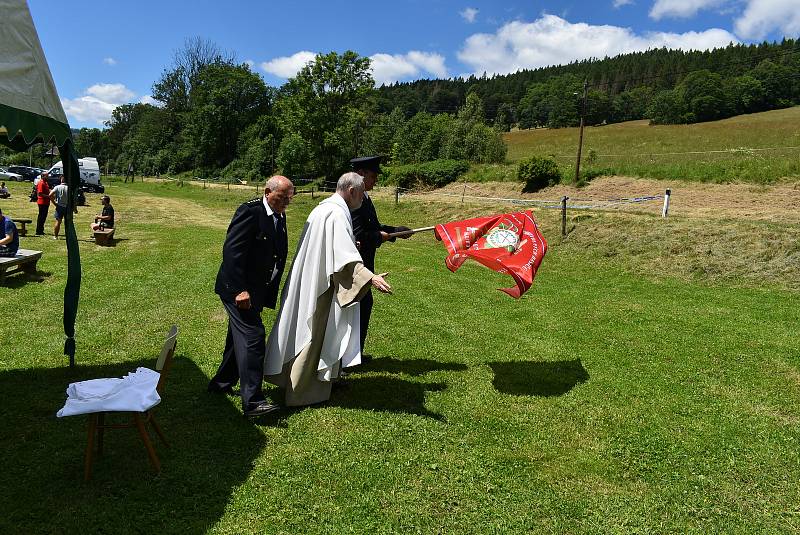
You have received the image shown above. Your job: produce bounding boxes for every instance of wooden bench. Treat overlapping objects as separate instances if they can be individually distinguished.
[0,249,42,283]
[15,218,32,237]
[93,228,115,246]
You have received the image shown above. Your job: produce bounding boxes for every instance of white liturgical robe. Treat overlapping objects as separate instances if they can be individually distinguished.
[264,193,373,406]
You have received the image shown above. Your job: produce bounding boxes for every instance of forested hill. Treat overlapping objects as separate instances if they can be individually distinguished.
[374,39,800,125]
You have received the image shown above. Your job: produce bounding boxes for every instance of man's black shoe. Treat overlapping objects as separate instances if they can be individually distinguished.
[243,401,280,418]
[361,354,374,365]
[207,383,234,395]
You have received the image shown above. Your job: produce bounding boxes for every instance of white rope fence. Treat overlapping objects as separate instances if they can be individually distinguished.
[301,180,672,238]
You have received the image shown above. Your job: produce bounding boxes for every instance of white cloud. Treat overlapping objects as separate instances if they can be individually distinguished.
[139,95,163,106]
[102,57,117,66]
[457,14,738,76]
[650,0,726,19]
[370,51,449,85]
[61,83,137,125]
[461,7,479,23]
[260,51,316,78]
[734,0,800,39]
[613,0,634,7]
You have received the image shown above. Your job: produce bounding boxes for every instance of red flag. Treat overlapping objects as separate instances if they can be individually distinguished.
[434,210,547,298]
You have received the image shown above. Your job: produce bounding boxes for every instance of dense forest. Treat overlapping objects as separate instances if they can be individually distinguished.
[1,39,797,181]
[375,39,800,129]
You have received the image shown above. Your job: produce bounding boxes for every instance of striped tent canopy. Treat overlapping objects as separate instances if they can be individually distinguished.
[0,0,82,365]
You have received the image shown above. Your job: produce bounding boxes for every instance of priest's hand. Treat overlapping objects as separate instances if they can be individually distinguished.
[380,231,390,242]
[371,272,393,294]
[394,226,412,239]
[235,290,252,310]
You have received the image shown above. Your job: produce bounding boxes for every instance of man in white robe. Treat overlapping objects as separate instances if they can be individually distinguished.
[264,172,393,406]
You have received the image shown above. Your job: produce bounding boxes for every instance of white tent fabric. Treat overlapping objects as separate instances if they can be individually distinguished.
[0,0,67,126]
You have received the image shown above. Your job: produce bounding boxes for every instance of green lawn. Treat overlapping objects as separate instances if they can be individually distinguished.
[503,106,800,183]
[1,180,798,534]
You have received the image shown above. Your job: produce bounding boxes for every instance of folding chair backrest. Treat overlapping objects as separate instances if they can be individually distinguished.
[155,325,178,395]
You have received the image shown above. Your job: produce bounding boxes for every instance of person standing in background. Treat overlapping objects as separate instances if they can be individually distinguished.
[35,172,50,235]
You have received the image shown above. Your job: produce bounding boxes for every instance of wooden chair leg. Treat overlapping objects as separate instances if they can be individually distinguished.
[148,413,169,447]
[97,413,105,456]
[84,414,97,481]
[133,413,161,472]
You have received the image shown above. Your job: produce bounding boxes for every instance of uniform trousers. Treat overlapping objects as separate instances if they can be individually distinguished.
[209,298,267,409]
[359,288,373,352]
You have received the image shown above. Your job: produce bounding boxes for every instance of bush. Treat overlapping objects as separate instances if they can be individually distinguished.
[384,159,470,189]
[518,156,561,192]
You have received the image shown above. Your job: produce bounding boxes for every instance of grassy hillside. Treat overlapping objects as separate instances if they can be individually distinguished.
[503,106,800,184]
[0,180,798,533]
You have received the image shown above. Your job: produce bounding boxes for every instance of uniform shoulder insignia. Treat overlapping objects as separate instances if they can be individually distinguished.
[245,198,261,204]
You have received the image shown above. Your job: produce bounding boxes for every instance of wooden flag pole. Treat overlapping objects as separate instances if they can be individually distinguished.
[386,226,435,239]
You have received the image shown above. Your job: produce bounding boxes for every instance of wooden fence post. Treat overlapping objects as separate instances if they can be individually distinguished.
[395,186,399,205]
[461,184,466,204]
[662,188,671,218]
[561,196,568,238]
[311,186,315,199]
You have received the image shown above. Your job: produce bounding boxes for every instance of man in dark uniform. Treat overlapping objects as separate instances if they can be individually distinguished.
[350,156,410,362]
[208,175,294,417]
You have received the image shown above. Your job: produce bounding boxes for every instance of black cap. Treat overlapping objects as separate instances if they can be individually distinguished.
[350,155,382,173]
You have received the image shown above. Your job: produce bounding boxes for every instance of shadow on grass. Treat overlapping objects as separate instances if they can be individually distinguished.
[357,356,468,376]
[0,356,265,533]
[0,269,51,288]
[327,376,447,421]
[489,359,589,397]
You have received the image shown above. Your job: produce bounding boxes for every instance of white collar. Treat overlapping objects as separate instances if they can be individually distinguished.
[262,195,276,218]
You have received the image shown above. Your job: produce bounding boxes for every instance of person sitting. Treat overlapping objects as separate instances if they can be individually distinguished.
[90,195,114,231]
[0,207,19,257]
[0,182,10,199]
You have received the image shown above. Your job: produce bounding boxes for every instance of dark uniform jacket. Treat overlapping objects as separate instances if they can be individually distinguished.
[215,198,288,311]
[351,193,396,272]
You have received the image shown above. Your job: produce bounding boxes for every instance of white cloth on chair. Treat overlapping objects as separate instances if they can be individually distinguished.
[57,367,161,417]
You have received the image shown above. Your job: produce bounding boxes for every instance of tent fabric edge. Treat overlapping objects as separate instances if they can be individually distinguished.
[0,102,72,151]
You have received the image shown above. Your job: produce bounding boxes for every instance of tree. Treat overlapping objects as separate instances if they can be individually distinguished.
[278,51,374,179]
[183,63,273,171]
[725,75,765,115]
[277,133,312,178]
[678,70,729,122]
[152,37,235,112]
[646,89,685,125]
[493,103,515,132]
[74,128,107,165]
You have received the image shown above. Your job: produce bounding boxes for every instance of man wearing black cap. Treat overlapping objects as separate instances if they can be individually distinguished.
[350,155,411,361]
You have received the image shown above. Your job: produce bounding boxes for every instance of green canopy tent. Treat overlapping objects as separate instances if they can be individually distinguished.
[0,0,82,366]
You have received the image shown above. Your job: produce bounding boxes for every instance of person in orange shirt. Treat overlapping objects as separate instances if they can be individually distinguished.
[35,172,51,235]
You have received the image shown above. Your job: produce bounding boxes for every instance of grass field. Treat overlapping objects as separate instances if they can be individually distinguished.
[1,179,799,534]
[503,106,800,184]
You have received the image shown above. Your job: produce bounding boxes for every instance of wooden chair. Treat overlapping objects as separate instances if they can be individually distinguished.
[83,325,178,481]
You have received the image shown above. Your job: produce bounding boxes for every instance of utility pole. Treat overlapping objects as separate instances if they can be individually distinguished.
[574,79,588,184]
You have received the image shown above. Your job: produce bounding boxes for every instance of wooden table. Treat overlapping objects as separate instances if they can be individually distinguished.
[15,218,32,237]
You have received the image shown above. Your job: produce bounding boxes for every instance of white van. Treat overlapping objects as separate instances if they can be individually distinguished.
[45,157,104,193]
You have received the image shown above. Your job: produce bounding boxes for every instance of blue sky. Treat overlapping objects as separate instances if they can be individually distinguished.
[26,0,800,128]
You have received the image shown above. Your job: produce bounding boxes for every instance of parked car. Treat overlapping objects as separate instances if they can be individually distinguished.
[0,166,23,181]
[7,165,41,181]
